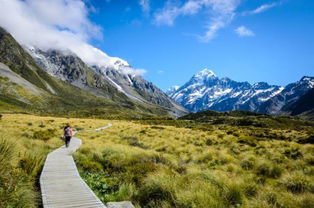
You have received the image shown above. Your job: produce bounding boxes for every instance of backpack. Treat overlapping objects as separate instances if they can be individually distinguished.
[64,127,71,137]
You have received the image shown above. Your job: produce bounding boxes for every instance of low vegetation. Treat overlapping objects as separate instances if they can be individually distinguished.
[74,112,314,207]
[0,113,313,207]
[0,114,106,207]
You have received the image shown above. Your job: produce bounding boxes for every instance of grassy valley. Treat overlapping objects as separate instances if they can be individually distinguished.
[0,27,184,119]
[1,112,313,207]
[0,1,313,207]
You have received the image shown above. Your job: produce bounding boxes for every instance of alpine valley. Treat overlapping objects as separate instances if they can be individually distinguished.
[2,1,314,208]
[0,27,187,118]
[0,26,313,120]
[167,69,314,119]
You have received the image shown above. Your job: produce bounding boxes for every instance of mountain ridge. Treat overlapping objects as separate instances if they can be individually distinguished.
[167,68,313,117]
[0,27,186,118]
[24,45,187,117]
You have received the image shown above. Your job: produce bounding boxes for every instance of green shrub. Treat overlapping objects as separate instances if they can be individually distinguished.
[18,153,44,176]
[256,163,283,179]
[136,176,175,207]
[79,159,103,173]
[196,152,213,164]
[205,138,216,145]
[265,192,281,207]
[151,126,165,130]
[175,161,187,174]
[0,139,14,174]
[104,183,137,202]
[283,147,303,160]
[39,123,45,128]
[125,162,158,184]
[32,129,57,141]
[0,139,37,208]
[221,183,245,206]
[300,195,314,208]
[237,136,257,147]
[121,136,149,149]
[305,156,314,166]
[281,174,311,194]
[298,135,314,144]
[243,183,258,198]
[83,172,111,195]
[240,159,255,170]
[80,147,91,155]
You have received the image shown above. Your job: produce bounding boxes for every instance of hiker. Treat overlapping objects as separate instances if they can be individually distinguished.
[63,124,73,148]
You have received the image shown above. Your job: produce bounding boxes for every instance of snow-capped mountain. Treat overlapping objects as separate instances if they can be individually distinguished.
[166,86,180,97]
[167,68,313,115]
[92,65,187,114]
[258,76,314,115]
[281,88,314,120]
[25,46,187,116]
[24,46,127,100]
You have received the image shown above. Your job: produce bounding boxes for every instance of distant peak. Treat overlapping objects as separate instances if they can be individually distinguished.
[252,82,271,89]
[194,68,217,79]
[168,85,180,90]
[166,85,180,95]
[300,76,314,81]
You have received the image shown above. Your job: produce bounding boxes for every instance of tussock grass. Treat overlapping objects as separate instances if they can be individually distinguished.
[0,113,110,207]
[73,117,314,207]
[1,113,314,207]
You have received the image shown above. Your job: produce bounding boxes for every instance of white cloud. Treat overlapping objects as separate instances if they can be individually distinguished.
[154,0,241,42]
[153,0,280,42]
[199,0,241,42]
[235,26,255,37]
[133,69,147,76]
[153,0,203,26]
[153,2,180,26]
[0,0,142,75]
[139,0,150,14]
[119,66,147,76]
[243,2,278,15]
[157,70,164,74]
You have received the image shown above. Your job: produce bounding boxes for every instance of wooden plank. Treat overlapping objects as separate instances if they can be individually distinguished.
[40,137,106,208]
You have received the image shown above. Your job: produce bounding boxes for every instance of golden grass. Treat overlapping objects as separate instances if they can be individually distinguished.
[0,113,313,207]
[74,120,314,207]
[0,113,110,207]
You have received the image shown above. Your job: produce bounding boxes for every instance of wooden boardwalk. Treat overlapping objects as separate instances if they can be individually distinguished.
[40,136,106,208]
[86,123,112,132]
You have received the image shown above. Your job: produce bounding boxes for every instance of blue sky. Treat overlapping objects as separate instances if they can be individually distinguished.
[1,0,313,91]
[83,0,314,90]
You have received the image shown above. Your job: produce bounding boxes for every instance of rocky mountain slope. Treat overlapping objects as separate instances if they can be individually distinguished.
[24,46,187,117]
[24,46,132,101]
[280,87,314,120]
[167,69,313,116]
[0,27,185,118]
[92,65,187,116]
[258,76,314,115]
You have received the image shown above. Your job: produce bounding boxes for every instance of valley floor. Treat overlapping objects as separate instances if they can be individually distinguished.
[0,113,314,208]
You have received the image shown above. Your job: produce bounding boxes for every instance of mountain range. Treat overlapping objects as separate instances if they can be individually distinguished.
[0,26,313,120]
[0,27,187,118]
[25,46,185,115]
[167,69,314,118]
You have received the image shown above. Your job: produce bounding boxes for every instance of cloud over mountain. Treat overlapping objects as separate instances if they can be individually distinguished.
[0,0,145,75]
